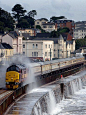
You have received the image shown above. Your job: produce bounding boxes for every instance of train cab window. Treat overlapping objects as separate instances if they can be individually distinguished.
[16,67,20,72]
[7,65,20,72]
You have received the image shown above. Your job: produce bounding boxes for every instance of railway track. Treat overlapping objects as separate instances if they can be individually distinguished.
[0,89,14,104]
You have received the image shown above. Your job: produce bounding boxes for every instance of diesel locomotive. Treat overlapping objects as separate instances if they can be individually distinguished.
[5,56,85,89]
[6,64,27,89]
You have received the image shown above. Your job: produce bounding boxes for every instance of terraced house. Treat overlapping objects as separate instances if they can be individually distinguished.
[1,31,23,54]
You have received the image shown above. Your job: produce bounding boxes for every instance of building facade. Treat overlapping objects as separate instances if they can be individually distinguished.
[23,40,54,61]
[73,28,86,39]
[1,31,23,54]
[56,19,75,34]
[0,43,13,62]
[41,23,57,33]
[35,18,48,28]
[22,34,75,60]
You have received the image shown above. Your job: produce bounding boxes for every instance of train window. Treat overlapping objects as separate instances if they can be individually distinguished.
[24,71,26,74]
[11,66,16,71]
[16,67,20,72]
[7,65,20,72]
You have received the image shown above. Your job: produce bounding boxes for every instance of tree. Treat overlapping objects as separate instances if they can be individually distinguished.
[50,16,65,23]
[12,4,26,23]
[75,38,86,50]
[50,30,60,38]
[59,27,70,33]
[28,10,37,18]
[0,7,14,33]
[36,25,46,33]
[17,19,29,28]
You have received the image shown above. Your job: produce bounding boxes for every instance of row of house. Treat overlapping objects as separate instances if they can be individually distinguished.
[22,34,75,61]
[35,18,86,39]
[35,18,75,34]
[0,30,75,62]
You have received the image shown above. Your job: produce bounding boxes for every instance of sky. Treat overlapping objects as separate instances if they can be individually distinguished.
[0,0,86,22]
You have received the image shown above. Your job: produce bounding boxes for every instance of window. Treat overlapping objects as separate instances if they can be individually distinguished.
[37,22,39,24]
[49,44,50,48]
[49,25,52,28]
[45,44,47,48]
[6,51,7,55]
[23,44,25,48]
[32,52,33,56]
[43,26,46,28]
[23,52,25,55]
[37,52,38,56]
[34,52,38,56]
[36,44,38,48]
[33,44,34,48]
[45,52,47,56]
[42,22,45,24]
[10,51,11,55]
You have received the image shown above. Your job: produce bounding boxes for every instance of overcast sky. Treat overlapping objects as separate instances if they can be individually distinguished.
[0,0,86,22]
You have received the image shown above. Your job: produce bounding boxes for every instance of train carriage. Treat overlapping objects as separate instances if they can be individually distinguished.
[30,63,41,76]
[5,55,85,89]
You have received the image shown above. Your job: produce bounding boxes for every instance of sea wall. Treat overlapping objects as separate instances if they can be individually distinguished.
[31,73,86,115]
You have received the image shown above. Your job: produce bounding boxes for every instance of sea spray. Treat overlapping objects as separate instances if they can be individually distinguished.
[8,54,36,91]
[48,90,56,115]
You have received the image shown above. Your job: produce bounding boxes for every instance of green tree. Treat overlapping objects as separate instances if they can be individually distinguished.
[75,38,86,50]
[28,10,37,18]
[12,4,26,23]
[59,27,70,33]
[0,7,14,33]
[36,25,46,33]
[17,19,29,28]
[50,16,65,22]
[50,30,60,38]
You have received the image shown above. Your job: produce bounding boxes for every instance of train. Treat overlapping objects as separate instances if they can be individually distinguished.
[5,56,85,89]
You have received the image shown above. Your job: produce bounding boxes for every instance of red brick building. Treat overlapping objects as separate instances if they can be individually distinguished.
[56,19,75,34]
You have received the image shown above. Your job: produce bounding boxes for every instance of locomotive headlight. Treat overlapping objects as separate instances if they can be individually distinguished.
[15,82,18,85]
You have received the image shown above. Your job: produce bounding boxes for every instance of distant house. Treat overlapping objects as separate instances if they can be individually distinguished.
[74,21,86,39]
[41,22,57,33]
[35,18,48,28]
[56,19,75,34]
[0,42,13,62]
[73,28,86,39]
[1,31,23,54]
[18,28,38,36]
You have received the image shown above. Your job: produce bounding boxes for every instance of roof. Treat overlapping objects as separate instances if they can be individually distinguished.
[23,33,68,43]
[36,33,51,38]
[1,43,13,49]
[3,31,20,39]
[56,19,73,23]
[0,44,5,49]
[31,37,58,44]
[22,33,30,39]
